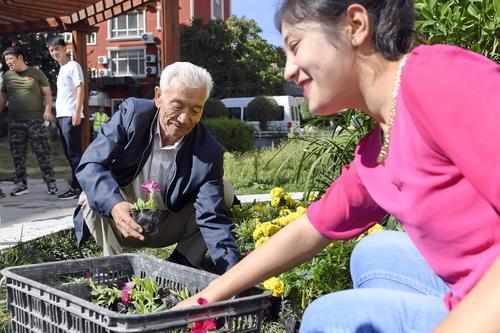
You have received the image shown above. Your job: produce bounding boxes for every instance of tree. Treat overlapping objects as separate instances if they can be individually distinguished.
[0,32,60,91]
[202,97,229,119]
[414,0,499,61]
[245,95,281,131]
[180,16,286,99]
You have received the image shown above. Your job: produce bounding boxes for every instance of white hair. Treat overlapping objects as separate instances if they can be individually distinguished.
[159,62,213,100]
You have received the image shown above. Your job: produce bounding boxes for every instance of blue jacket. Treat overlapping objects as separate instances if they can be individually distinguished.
[73,97,241,273]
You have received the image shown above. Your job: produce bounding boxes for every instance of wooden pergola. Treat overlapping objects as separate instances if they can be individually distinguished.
[0,0,180,147]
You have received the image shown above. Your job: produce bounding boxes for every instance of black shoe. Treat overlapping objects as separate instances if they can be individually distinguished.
[0,189,5,198]
[11,183,28,196]
[57,187,82,200]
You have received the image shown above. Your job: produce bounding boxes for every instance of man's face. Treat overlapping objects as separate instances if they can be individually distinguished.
[154,76,206,144]
[4,54,23,72]
[48,45,67,64]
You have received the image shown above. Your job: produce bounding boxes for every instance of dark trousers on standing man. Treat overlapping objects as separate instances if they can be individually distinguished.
[57,117,83,190]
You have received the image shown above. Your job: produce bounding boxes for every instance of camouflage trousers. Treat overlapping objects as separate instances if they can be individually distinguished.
[8,119,55,184]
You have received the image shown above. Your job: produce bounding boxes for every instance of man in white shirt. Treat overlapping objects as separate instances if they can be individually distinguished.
[47,36,84,199]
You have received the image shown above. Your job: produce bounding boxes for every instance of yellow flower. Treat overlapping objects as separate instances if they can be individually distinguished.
[255,236,269,248]
[252,222,280,240]
[367,224,384,234]
[270,187,285,200]
[279,208,292,216]
[262,277,285,297]
[283,193,295,207]
[270,197,281,207]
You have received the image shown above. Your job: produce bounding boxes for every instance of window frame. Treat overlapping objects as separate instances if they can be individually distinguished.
[211,0,224,20]
[107,10,146,41]
[108,46,147,78]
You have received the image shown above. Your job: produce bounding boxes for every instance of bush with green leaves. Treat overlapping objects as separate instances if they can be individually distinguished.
[245,96,281,131]
[415,0,500,61]
[203,118,255,153]
[202,97,229,119]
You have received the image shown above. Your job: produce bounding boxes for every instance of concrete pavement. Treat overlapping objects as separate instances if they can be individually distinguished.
[0,178,304,250]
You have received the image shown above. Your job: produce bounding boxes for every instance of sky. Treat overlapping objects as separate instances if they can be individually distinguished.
[231,0,283,47]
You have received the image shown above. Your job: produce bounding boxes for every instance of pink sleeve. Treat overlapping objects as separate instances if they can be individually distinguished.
[306,162,388,240]
[402,45,500,211]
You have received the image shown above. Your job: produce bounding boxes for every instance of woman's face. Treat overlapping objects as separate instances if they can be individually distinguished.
[282,21,358,115]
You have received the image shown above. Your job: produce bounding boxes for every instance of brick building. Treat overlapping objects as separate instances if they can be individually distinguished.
[65,0,230,113]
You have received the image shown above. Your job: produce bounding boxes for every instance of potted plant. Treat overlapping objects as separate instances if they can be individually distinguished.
[131,180,161,235]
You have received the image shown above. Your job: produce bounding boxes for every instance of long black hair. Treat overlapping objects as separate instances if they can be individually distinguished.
[275,0,415,60]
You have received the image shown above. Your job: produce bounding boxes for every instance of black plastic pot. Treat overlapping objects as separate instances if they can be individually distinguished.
[130,208,160,235]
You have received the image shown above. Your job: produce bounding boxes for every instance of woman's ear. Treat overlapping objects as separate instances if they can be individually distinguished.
[345,4,371,48]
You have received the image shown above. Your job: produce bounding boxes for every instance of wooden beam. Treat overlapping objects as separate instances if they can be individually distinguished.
[161,0,180,67]
[71,31,91,149]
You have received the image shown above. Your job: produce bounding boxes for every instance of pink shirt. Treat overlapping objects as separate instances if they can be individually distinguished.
[307,45,500,309]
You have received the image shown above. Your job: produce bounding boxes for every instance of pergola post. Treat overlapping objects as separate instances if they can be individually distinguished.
[71,30,90,149]
[161,0,180,68]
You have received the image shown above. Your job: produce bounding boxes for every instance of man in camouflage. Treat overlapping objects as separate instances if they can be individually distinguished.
[0,46,57,196]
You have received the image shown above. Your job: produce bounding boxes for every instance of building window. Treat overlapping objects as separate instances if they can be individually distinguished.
[111,99,124,114]
[86,32,97,45]
[109,10,145,39]
[109,48,146,77]
[89,68,98,78]
[211,0,223,20]
[156,6,161,31]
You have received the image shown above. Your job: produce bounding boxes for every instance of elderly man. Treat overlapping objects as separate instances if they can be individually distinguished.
[73,62,241,273]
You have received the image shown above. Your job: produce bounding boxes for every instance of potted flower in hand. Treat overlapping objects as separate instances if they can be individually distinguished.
[131,181,161,235]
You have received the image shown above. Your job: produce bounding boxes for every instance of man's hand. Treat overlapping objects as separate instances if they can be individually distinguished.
[43,111,54,122]
[72,112,81,126]
[111,202,144,240]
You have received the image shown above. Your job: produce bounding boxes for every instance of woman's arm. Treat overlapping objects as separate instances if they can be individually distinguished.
[434,256,500,333]
[175,214,331,307]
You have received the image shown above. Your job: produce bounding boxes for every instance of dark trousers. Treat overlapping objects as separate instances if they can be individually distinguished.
[57,117,82,189]
[8,119,55,184]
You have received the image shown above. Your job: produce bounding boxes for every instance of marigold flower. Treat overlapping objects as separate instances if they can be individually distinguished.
[270,197,281,207]
[255,236,269,248]
[367,224,384,234]
[270,187,284,200]
[262,277,285,297]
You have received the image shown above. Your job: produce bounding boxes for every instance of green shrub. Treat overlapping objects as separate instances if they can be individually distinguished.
[415,0,499,61]
[245,96,281,131]
[202,97,229,119]
[203,118,255,153]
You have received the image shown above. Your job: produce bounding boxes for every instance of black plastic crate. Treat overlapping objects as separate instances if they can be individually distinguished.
[0,254,271,332]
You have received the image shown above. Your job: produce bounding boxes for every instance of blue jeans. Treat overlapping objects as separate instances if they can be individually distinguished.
[57,117,82,189]
[300,231,450,333]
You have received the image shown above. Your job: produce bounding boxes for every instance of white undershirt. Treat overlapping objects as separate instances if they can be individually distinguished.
[150,120,184,191]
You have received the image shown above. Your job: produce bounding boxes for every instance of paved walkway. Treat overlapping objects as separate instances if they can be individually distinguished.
[0,178,304,250]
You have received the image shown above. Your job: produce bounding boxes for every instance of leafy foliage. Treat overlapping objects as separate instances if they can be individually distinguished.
[203,118,255,153]
[180,17,286,98]
[414,0,500,61]
[202,97,229,119]
[0,31,62,91]
[292,110,374,196]
[245,95,281,131]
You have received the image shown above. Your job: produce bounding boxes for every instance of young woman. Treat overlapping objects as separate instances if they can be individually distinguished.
[176,1,500,331]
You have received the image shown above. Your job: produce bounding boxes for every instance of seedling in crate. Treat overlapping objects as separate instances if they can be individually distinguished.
[88,276,191,314]
[131,181,161,235]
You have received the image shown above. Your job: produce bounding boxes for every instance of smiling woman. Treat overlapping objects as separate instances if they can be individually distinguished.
[173,0,500,332]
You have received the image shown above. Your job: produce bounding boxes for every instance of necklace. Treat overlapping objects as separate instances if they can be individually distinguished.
[377,54,409,164]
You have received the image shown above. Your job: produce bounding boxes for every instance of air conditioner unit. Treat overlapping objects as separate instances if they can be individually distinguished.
[145,66,158,75]
[98,69,110,77]
[97,56,108,65]
[141,32,155,44]
[145,54,157,63]
[63,32,73,43]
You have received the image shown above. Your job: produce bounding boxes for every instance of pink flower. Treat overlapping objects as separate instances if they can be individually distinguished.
[140,180,160,194]
[121,282,134,304]
[191,298,216,333]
